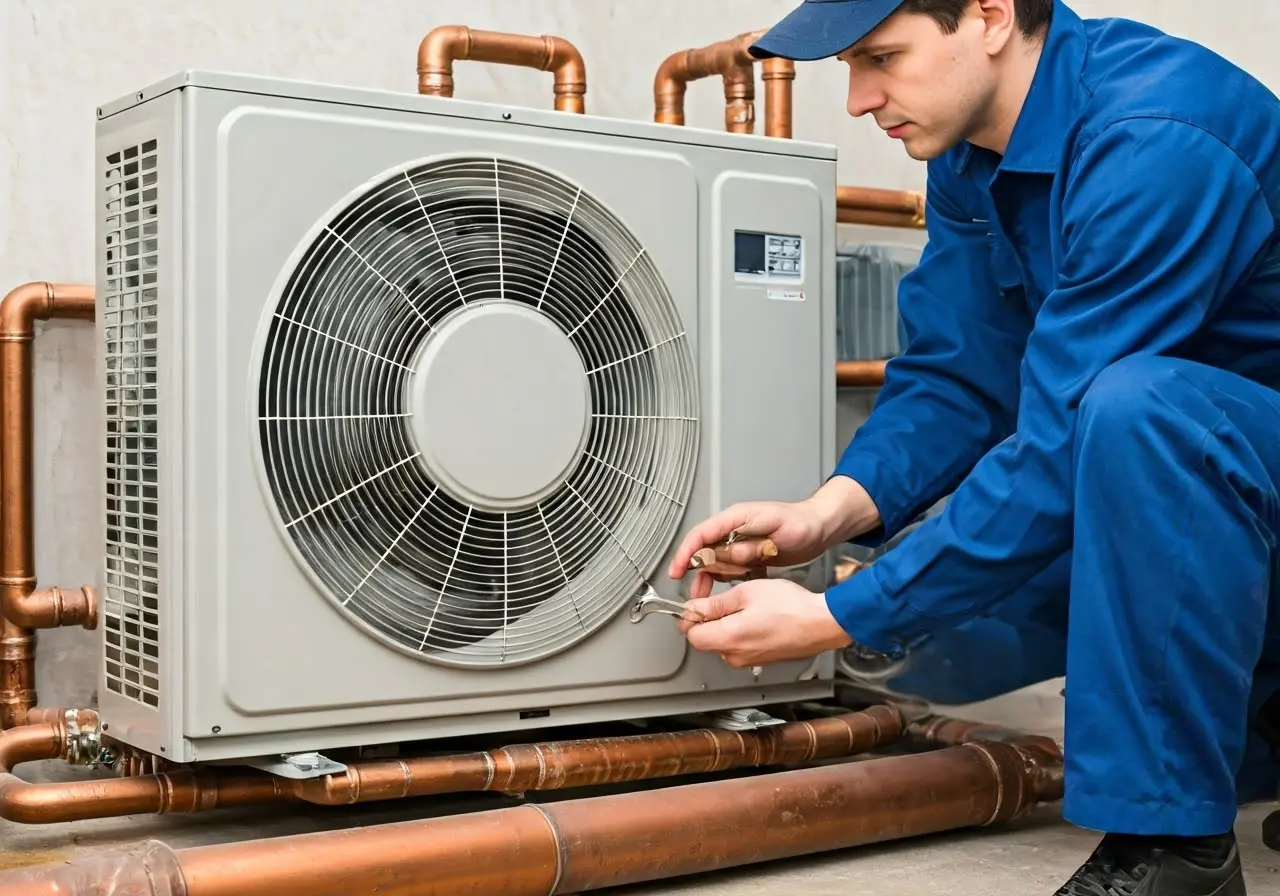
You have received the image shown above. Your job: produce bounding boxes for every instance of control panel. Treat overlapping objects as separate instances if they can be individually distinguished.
[733,230,804,283]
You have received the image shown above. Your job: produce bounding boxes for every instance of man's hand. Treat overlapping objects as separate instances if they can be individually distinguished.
[676,578,853,667]
[667,477,883,600]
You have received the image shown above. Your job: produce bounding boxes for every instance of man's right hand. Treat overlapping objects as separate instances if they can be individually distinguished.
[667,476,881,600]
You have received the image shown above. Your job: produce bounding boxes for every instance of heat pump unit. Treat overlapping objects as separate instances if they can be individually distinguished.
[94,70,838,765]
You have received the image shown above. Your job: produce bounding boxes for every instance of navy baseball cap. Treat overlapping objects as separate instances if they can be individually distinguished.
[749,0,909,61]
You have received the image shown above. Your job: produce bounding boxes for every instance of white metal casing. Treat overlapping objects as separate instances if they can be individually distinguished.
[94,71,839,763]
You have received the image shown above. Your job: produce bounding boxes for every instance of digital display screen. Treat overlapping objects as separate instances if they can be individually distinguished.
[734,230,803,280]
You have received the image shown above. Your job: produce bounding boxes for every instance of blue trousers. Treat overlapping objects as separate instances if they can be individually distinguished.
[880,355,1280,836]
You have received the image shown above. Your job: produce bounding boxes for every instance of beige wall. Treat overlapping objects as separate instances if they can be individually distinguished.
[2,0,1275,710]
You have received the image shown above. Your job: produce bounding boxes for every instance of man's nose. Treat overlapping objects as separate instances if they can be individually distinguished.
[846,78,885,118]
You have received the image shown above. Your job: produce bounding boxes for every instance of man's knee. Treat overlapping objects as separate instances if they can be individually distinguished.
[1077,355,1197,443]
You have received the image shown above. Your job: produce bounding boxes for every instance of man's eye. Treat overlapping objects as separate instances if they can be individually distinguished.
[871,53,895,66]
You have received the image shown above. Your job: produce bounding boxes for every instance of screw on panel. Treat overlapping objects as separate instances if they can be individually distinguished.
[502,112,513,120]
[212,726,221,734]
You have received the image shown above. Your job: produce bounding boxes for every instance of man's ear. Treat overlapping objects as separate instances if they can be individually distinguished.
[974,0,1019,56]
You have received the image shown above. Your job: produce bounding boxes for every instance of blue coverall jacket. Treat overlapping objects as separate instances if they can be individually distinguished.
[826,1,1280,835]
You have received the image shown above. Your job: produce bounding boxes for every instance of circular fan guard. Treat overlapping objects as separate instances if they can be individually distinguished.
[254,156,699,667]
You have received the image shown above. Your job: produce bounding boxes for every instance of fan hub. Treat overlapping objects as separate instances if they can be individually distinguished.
[408,301,591,511]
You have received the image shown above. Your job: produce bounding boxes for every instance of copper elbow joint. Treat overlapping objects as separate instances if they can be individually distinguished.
[4,585,99,630]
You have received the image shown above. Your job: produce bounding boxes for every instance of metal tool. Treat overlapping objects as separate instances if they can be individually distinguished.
[689,528,777,571]
[628,585,703,624]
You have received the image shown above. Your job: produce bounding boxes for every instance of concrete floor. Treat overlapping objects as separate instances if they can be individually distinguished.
[2,681,1277,894]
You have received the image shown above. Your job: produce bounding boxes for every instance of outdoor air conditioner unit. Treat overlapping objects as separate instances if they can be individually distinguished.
[94,70,838,766]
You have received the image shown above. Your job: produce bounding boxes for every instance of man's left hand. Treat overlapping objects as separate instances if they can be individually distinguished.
[675,578,853,667]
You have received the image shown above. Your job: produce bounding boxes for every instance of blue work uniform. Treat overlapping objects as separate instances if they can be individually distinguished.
[826,1,1280,837]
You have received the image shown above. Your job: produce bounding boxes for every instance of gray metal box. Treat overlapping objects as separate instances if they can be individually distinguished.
[94,71,838,763]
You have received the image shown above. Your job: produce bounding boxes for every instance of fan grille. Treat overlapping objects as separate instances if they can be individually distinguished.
[255,156,699,666]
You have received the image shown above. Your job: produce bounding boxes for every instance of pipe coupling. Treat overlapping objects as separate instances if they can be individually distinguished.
[63,708,104,767]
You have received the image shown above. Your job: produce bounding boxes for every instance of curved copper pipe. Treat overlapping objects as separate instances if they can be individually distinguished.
[417,25,587,114]
[0,720,291,824]
[292,704,904,805]
[655,30,794,136]
[0,738,1062,895]
[837,185,927,229]
[4,586,98,631]
[1,281,97,730]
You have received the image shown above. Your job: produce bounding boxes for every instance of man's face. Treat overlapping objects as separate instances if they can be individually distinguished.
[837,7,1002,160]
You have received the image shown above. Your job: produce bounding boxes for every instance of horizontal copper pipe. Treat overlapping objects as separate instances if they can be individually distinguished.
[0,281,97,731]
[0,738,1061,895]
[836,359,888,388]
[0,841,189,896]
[0,720,291,824]
[417,25,587,113]
[0,706,901,823]
[292,704,904,805]
[836,185,926,229]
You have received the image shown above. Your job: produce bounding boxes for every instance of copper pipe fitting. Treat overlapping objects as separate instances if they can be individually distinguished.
[0,737,1061,896]
[837,185,927,229]
[0,281,96,730]
[417,25,587,114]
[292,704,904,806]
[3,586,97,631]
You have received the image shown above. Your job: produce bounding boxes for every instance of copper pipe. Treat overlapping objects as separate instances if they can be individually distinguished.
[837,185,927,229]
[836,359,888,388]
[0,706,901,823]
[761,57,795,138]
[0,842,188,896]
[417,25,587,114]
[0,737,1061,895]
[4,585,98,631]
[0,281,97,730]
[292,704,904,805]
[655,30,792,137]
[0,720,291,824]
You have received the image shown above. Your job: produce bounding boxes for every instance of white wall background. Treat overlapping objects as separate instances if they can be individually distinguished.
[3,0,1277,710]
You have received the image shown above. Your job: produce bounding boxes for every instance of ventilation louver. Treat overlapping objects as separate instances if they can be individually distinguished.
[255,156,699,668]
[103,139,162,708]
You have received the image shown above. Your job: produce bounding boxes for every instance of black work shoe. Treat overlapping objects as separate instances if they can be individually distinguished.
[1055,831,1246,895]
[1264,810,1279,852]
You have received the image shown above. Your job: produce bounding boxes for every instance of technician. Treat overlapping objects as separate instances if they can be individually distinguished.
[669,2,1280,894]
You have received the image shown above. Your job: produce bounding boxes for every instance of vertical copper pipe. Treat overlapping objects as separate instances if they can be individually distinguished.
[417,25,587,113]
[0,282,97,730]
[100,740,1059,896]
[761,57,794,138]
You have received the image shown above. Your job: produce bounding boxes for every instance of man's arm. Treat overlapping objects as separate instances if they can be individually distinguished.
[825,117,1277,653]
[829,161,1032,546]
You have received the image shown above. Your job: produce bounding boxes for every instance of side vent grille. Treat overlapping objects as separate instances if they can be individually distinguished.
[103,139,161,709]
